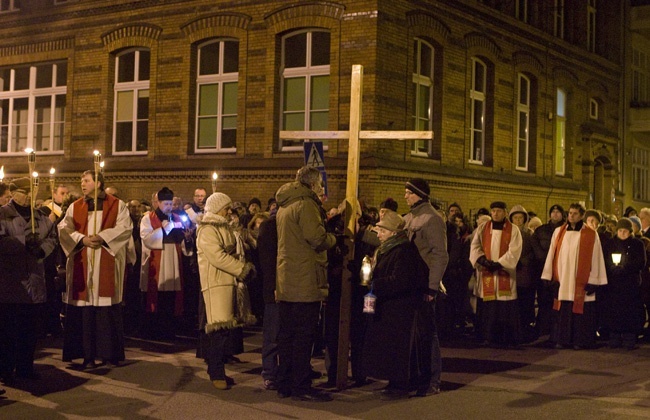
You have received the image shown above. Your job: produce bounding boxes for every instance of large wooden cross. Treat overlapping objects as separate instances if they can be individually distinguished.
[280,64,433,389]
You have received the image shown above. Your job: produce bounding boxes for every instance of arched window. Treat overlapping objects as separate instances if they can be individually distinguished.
[280,29,330,150]
[555,88,567,175]
[411,38,434,156]
[195,39,239,152]
[516,74,530,170]
[113,48,150,154]
[470,58,487,164]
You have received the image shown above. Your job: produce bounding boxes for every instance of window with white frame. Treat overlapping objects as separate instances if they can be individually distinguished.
[632,48,648,103]
[516,0,528,23]
[113,48,149,154]
[554,0,564,39]
[195,39,239,153]
[470,58,486,164]
[411,38,434,156]
[587,0,596,53]
[0,62,67,154]
[633,147,650,201]
[555,88,566,175]
[516,74,530,171]
[589,98,598,120]
[280,30,330,150]
[0,0,19,13]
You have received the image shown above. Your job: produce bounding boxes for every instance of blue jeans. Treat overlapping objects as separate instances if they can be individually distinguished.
[261,302,279,381]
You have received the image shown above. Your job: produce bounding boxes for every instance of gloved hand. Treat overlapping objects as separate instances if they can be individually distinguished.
[25,232,45,259]
[584,283,598,296]
[548,280,560,298]
[477,256,489,268]
[487,261,503,272]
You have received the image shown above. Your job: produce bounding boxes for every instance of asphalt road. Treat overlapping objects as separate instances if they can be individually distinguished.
[1,328,649,420]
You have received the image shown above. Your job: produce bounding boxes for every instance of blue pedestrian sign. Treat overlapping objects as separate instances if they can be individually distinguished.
[303,141,328,199]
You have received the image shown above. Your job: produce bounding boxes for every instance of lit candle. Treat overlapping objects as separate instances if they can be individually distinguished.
[32,171,39,188]
[360,255,372,286]
[0,165,4,182]
[211,171,218,193]
[49,167,56,204]
[611,253,621,265]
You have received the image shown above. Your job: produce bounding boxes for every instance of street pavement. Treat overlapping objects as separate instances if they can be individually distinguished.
[1,328,649,420]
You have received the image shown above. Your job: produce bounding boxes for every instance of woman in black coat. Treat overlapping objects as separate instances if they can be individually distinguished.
[603,218,646,350]
[362,211,426,400]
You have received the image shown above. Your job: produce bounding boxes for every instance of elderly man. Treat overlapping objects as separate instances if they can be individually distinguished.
[470,201,523,347]
[186,187,207,225]
[403,178,448,396]
[58,171,132,368]
[140,187,188,340]
[541,203,607,349]
[275,165,336,402]
[0,178,57,382]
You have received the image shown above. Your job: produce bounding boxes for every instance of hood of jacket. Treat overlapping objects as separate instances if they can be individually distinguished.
[508,204,529,224]
[276,181,319,208]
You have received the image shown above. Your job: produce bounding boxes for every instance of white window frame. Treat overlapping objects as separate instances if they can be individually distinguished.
[0,62,66,155]
[555,88,566,176]
[112,48,149,155]
[0,0,19,13]
[633,147,650,201]
[587,0,596,53]
[195,39,239,154]
[554,0,564,39]
[469,58,486,165]
[516,74,530,171]
[516,0,528,23]
[280,29,330,151]
[589,98,598,120]
[411,38,434,157]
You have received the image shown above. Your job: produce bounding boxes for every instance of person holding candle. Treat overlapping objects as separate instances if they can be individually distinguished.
[0,178,57,382]
[603,217,646,349]
[58,170,132,369]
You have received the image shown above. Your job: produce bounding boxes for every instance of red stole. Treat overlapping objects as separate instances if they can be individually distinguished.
[145,212,184,316]
[551,223,596,314]
[72,194,119,301]
[480,220,512,301]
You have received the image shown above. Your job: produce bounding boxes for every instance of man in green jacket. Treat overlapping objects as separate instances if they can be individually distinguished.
[275,165,336,402]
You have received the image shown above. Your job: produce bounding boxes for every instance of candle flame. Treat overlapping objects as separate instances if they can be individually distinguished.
[50,167,56,176]
[32,171,39,178]
[212,172,218,181]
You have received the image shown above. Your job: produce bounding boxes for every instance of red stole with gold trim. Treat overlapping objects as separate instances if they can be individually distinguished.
[480,220,512,301]
[551,223,596,314]
[72,194,119,301]
[145,211,184,316]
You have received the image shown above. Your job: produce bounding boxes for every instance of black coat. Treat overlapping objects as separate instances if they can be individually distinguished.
[257,216,277,304]
[362,236,425,383]
[603,236,646,333]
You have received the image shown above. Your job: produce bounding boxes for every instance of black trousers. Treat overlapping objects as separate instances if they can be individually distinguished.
[0,303,40,377]
[277,301,321,395]
[205,329,229,380]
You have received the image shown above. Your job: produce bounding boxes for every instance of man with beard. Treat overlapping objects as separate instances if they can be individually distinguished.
[140,187,188,340]
[58,171,132,368]
[1,178,57,382]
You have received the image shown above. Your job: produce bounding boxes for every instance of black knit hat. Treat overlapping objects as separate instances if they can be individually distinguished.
[249,197,261,207]
[380,197,398,212]
[157,187,173,201]
[405,178,430,199]
[616,217,633,233]
[548,204,564,216]
[490,201,507,210]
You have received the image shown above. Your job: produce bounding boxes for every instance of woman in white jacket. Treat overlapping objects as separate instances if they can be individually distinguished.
[196,193,253,390]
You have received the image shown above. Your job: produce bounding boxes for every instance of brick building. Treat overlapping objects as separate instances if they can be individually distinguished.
[0,0,627,219]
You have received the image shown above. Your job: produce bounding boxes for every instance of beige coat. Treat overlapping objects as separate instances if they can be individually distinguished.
[196,213,247,333]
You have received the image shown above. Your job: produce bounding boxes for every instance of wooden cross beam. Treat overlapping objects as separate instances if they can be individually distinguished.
[280,64,433,390]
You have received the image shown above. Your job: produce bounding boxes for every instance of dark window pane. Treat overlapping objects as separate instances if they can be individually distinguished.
[136,121,148,151]
[223,41,239,73]
[473,101,484,129]
[118,51,135,83]
[0,69,10,92]
[221,128,236,149]
[200,42,220,75]
[311,31,330,66]
[137,90,149,119]
[14,67,30,90]
[473,62,485,92]
[519,77,528,104]
[138,50,150,81]
[36,64,53,89]
[284,33,306,68]
[420,43,432,77]
[56,62,67,87]
[115,121,133,152]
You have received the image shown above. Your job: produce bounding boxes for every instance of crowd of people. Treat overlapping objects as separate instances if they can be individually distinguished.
[1,167,649,402]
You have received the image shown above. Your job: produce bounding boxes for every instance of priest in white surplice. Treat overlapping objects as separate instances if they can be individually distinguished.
[470,201,523,347]
[58,171,132,369]
[140,187,188,340]
[541,203,607,349]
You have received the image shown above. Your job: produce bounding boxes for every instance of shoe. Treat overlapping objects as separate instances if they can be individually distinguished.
[212,379,230,390]
[351,378,369,388]
[291,391,333,402]
[0,388,5,396]
[103,359,120,367]
[0,373,16,386]
[263,379,278,390]
[81,359,98,370]
[309,370,323,379]
[414,384,440,397]
[277,389,291,398]
[380,389,410,401]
